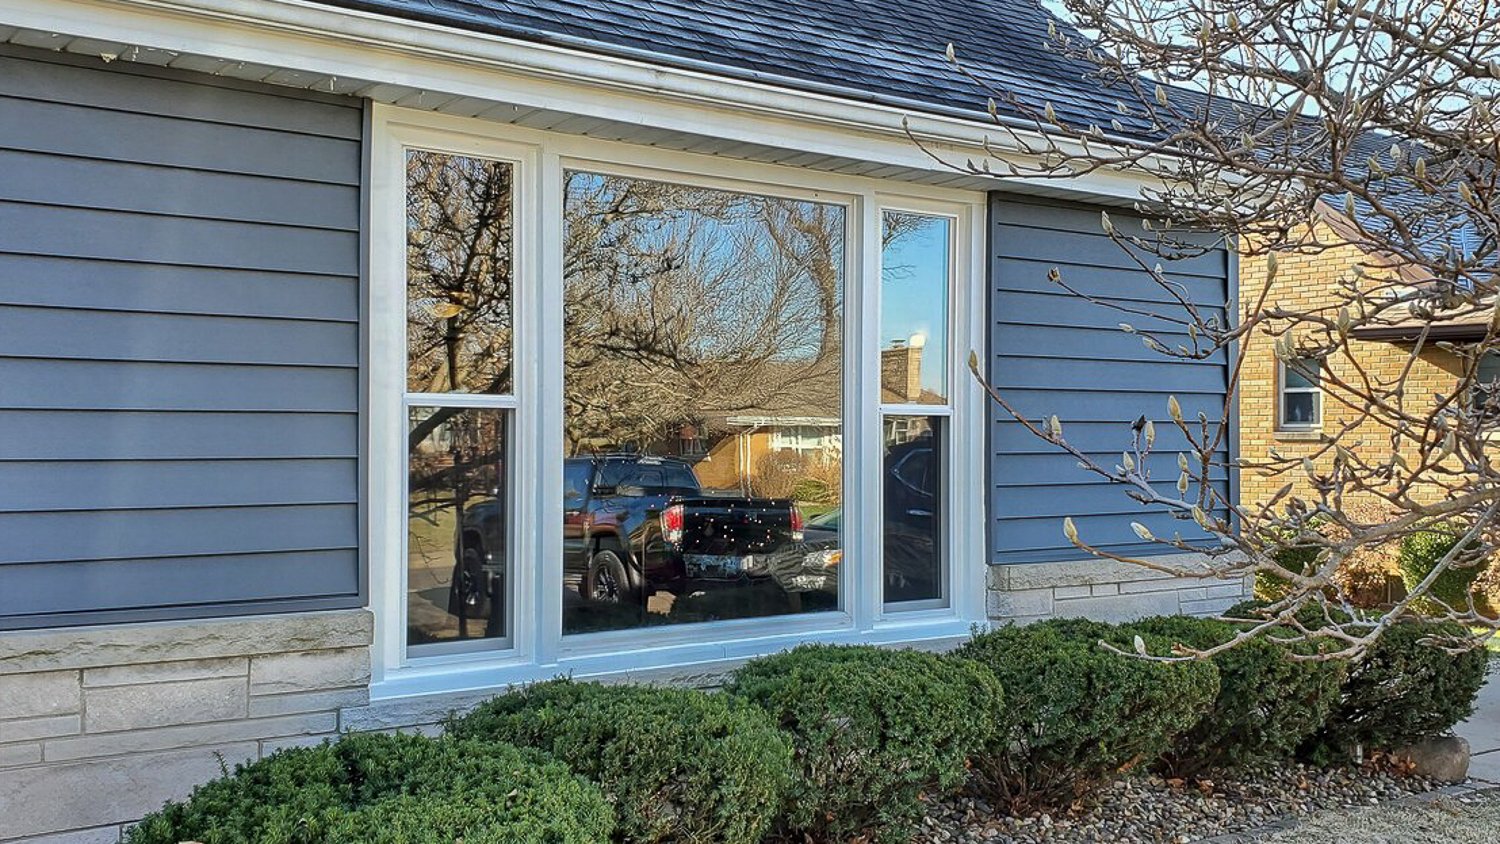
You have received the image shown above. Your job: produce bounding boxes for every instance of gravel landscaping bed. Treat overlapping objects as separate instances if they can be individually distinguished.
[916,764,1442,844]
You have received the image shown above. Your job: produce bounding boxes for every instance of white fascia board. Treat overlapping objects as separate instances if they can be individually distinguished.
[0,0,1164,204]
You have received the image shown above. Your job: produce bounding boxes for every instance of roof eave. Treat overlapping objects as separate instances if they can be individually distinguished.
[0,0,1178,204]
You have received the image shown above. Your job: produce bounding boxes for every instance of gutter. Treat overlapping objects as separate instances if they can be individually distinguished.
[1350,322,1491,343]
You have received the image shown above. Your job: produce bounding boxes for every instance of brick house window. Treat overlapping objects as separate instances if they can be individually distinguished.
[1471,352,1500,420]
[1279,357,1322,430]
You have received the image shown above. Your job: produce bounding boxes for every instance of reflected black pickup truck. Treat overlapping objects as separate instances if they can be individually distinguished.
[561,454,804,604]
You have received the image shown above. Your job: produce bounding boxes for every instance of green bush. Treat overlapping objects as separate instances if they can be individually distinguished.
[1302,617,1491,763]
[126,732,614,844]
[1126,615,1346,777]
[1398,529,1487,612]
[954,619,1219,812]
[727,644,1002,844]
[449,679,791,844]
[1256,539,1324,602]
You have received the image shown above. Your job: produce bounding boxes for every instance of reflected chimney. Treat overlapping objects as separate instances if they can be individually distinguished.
[881,334,924,401]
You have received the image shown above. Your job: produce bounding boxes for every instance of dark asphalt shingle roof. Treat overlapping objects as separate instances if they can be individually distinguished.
[310,0,1490,263]
[307,0,1151,133]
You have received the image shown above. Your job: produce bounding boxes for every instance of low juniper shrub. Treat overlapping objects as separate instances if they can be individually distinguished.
[125,731,614,844]
[1301,617,1491,764]
[727,644,1003,844]
[954,618,1219,812]
[448,679,792,844]
[1126,615,1346,777]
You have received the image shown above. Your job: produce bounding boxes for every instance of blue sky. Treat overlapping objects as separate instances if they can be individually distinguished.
[881,215,951,396]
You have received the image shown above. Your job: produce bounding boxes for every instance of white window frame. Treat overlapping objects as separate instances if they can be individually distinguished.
[1277,357,1322,431]
[368,105,987,699]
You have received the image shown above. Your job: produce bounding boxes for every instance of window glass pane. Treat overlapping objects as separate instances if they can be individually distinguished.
[881,212,950,404]
[561,171,844,634]
[1284,359,1319,390]
[1473,352,1500,417]
[406,149,514,395]
[1479,352,1500,384]
[1282,392,1318,427]
[884,416,943,604]
[407,407,509,650]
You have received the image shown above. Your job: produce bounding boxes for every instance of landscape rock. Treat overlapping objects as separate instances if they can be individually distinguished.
[1392,736,1471,782]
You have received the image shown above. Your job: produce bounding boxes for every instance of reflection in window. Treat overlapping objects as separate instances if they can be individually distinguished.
[407,407,509,650]
[881,212,950,404]
[883,416,943,604]
[561,171,845,634]
[406,150,514,395]
[1280,357,1321,429]
[1472,352,1500,420]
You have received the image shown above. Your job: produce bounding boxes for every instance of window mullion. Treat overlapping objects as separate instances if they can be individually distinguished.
[853,192,883,632]
[533,148,565,666]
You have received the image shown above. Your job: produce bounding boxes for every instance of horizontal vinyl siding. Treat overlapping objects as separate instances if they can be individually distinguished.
[988,196,1232,564]
[0,48,364,629]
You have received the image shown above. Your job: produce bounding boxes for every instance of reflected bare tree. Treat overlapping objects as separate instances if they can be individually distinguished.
[562,172,844,455]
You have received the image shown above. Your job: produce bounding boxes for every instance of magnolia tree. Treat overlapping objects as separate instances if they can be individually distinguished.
[940,0,1499,658]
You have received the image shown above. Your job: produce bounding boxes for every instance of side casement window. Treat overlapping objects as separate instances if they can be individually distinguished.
[879,210,953,607]
[1279,356,1321,430]
[403,149,519,656]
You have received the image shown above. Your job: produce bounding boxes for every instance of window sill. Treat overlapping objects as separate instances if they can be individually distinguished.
[367,614,976,706]
[1274,430,1323,442]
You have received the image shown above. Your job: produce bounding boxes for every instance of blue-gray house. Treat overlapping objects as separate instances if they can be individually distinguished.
[0,0,1240,838]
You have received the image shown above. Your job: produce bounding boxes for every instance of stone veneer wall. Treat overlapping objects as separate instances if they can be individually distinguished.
[986,556,1252,625]
[0,610,372,843]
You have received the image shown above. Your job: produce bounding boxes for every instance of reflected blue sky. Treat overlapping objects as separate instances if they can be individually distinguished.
[881,213,950,398]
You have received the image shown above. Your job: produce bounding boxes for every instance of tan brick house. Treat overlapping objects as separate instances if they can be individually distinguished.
[1238,207,1486,509]
[1237,202,1500,603]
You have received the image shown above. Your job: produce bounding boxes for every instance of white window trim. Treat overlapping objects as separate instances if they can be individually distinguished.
[1277,357,1322,431]
[368,104,987,700]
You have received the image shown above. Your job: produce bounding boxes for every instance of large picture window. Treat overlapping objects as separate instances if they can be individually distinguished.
[370,107,984,692]
[560,171,846,634]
